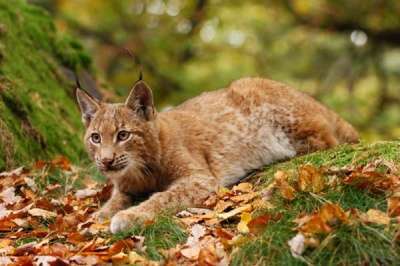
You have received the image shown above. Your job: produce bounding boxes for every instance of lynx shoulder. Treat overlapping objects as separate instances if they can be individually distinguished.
[76,77,358,233]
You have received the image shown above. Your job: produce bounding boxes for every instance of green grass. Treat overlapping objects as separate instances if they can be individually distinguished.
[112,215,187,261]
[231,140,400,266]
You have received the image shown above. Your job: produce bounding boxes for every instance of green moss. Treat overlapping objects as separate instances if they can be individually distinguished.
[231,140,400,265]
[0,0,92,170]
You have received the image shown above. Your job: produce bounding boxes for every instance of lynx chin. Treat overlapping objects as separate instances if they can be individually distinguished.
[76,77,358,233]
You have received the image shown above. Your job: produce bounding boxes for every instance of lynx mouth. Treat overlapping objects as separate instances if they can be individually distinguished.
[101,163,128,173]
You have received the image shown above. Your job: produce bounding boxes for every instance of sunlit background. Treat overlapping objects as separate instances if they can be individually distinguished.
[31,0,400,140]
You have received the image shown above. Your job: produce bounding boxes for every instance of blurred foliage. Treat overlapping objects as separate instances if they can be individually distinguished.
[30,0,400,140]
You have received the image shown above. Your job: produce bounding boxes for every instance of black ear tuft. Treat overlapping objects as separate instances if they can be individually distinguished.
[138,69,143,81]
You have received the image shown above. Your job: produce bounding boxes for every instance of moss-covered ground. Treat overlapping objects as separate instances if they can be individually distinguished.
[0,0,91,170]
[230,141,400,265]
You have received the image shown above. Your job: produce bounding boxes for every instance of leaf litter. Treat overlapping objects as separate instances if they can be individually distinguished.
[0,157,399,265]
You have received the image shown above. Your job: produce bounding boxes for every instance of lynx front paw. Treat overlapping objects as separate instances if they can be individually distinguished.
[92,208,114,223]
[110,209,153,234]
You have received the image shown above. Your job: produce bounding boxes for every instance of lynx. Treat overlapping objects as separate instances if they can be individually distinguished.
[76,77,358,233]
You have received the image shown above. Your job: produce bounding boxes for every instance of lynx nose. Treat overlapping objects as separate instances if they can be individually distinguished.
[101,157,115,168]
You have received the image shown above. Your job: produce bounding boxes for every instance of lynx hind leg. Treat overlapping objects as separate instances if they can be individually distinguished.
[110,175,218,233]
[286,115,344,155]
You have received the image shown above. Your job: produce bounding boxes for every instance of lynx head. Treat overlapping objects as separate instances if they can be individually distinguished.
[76,80,160,180]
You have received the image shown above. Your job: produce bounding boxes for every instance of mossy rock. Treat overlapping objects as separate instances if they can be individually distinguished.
[0,0,92,170]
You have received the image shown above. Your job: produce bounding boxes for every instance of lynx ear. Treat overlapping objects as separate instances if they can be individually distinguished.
[76,88,99,127]
[125,80,156,121]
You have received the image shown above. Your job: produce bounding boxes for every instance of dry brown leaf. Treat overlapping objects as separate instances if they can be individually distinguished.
[319,203,348,225]
[298,215,332,234]
[231,192,259,203]
[274,171,296,201]
[388,197,400,217]
[198,245,219,266]
[248,215,270,234]
[214,200,234,213]
[298,165,325,193]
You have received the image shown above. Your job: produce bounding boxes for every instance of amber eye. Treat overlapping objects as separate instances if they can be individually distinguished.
[117,131,130,142]
[90,133,101,144]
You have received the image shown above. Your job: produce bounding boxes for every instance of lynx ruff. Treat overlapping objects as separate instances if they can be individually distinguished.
[76,77,358,233]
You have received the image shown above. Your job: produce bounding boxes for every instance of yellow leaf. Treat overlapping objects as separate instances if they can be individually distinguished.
[319,203,348,224]
[274,170,296,201]
[237,212,252,234]
[298,165,325,193]
[217,187,231,197]
[361,209,390,225]
[232,182,253,193]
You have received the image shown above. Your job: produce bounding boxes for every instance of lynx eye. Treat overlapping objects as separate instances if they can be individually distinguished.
[90,133,101,144]
[117,130,130,142]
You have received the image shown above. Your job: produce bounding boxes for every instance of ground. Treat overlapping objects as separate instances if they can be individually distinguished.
[0,141,399,265]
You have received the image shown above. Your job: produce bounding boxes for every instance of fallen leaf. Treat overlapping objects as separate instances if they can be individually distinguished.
[51,156,71,171]
[0,187,22,205]
[248,215,270,234]
[0,256,12,265]
[28,208,57,219]
[237,212,251,234]
[198,245,219,266]
[232,183,253,194]
[360,209,390,225]
[319,203,348,225]
[181,224,207,260]
[214,200,234,213]
[288,233,305,258]
[298,165,325,193]
[0,167,24,177]
[298,215,332,234]
[108,239,135,256]
[70,255,101,265]
[0,203,10,219]
[214,228,234,240]
[231,192,259,203]
[217,204,252,220]
[388,197,400,217]
[24,177,37,192]
[274,171,296,201]
[75,188,98,199]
